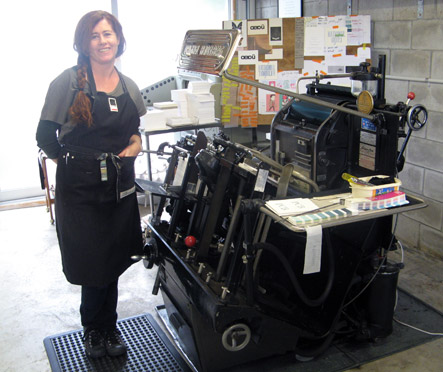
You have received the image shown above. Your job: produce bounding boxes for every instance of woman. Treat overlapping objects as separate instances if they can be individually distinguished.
[36,11,147,358]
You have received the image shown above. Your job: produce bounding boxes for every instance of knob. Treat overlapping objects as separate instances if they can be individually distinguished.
[136,237,158,269]
[406,92,415,105]
[185,235,197,247]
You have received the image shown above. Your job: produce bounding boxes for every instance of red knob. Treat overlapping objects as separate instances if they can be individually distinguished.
[185,235,197,247]
[407,92,415,100]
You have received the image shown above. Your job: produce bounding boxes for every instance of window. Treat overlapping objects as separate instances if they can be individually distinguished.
[0,0,229,202]
[118,0,229,89]
[0,0,111,201]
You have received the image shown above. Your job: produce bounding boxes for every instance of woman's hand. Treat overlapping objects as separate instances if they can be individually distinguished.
[118,134,142,157]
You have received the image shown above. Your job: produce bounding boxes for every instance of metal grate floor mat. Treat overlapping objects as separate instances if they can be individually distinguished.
[44,313,191,372]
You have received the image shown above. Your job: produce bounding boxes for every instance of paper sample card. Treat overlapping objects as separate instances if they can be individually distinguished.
[266,198,318,216]
[265,48,283,60]
[238,50,259,65]
[325,27,347,47]
[254,169,269,192]
[223,20,247,48]
[248,19,268,35]
[346,15,371,46]
[269,18,283,46]
[256,61,278,80]
[304,17,327,56]
[303,225,323,274]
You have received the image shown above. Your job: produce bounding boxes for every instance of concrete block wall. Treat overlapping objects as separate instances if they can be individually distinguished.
[255,0,443,259]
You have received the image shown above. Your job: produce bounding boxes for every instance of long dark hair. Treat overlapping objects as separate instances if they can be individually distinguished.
[69,11,126,127]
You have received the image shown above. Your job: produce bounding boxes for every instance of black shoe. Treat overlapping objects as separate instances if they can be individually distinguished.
[83,329,106,358]
[104,328,127,357]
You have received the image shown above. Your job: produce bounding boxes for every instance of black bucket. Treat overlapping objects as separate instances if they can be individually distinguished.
[365,262,400,339]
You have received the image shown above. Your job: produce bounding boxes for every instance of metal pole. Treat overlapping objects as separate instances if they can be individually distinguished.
[111,0,118,18]
[222,71,375,121]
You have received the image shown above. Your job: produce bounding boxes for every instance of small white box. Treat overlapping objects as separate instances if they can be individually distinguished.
[350,176,401,198]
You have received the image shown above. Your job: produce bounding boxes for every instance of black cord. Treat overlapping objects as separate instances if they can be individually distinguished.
[254,237,334,307]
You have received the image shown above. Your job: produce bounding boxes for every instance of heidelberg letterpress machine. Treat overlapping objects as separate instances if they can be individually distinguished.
[135,29,428,372]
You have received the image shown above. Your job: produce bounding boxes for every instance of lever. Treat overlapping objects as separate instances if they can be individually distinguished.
[405,92,415,105]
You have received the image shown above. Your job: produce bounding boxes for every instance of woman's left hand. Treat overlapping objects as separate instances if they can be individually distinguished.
[118,135,142,157]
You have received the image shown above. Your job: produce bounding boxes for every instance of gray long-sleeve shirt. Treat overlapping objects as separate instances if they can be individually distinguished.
[37,66,147,158]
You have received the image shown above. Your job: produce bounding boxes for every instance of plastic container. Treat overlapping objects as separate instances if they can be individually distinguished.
[350,175,401,198]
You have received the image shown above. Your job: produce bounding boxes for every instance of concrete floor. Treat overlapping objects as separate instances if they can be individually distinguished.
[0,204,442,372]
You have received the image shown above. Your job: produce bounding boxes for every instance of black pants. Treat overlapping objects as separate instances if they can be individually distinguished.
[80,280,118,332]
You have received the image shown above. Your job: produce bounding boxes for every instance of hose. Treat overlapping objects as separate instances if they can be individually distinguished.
[254,234,335,307]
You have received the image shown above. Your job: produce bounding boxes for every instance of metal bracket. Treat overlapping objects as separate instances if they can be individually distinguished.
[418,0,424,19]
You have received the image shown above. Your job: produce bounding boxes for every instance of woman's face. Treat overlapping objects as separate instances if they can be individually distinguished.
[88,19,120,66]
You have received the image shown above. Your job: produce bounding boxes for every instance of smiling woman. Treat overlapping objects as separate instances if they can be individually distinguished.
[36,9,147,359]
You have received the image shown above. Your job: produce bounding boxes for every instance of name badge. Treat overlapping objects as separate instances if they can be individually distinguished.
[108,97,118,112]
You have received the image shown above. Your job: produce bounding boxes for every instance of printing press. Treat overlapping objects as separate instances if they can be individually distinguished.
[135,30,428,372]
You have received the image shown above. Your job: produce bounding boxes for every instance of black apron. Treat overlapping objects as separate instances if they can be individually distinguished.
[55,68,143,287]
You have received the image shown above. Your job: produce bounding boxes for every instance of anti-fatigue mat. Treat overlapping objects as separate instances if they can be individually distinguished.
[44,313,191,372]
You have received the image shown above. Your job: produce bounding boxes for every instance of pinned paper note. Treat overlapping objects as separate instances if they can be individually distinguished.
[248,20,268,35]
[265,48,283,60]
[256,61,278,80]
[223,20,248,48]
[269,18,283,46]
[254,169,269,192]
[303,225,323,274]
[266,198,318,216]
[239,50,259,65]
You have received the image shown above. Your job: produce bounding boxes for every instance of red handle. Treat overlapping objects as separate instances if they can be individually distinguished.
[185,235,197,247]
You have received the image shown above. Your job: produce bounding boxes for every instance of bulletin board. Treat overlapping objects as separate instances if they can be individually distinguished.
[221,15,371,127]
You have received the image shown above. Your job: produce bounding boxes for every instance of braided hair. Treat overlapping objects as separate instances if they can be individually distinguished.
[69,10,126,127]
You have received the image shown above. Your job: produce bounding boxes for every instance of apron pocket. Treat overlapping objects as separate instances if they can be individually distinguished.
[118,156,136,201]
[58,152,115,205]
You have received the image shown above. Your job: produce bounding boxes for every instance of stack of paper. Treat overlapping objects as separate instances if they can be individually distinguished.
[187,93,216,124]
[140,108,167,130]
[188,81,213,94]
[171,89,189,117]
[266,198,319,216]
[166,117,195,128]
[345,191,408,211]
[153,101,178,109]
[140,106,180,131]
[170,84,216,124]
